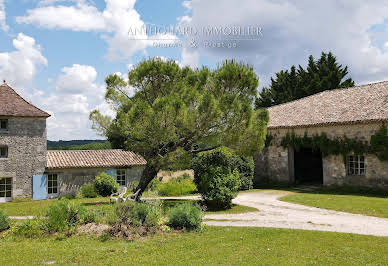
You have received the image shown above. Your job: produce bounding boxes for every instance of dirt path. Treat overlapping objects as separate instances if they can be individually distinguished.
[203,191,388,237]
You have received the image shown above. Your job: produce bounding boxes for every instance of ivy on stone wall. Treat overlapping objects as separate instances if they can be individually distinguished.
[278,124,388,161]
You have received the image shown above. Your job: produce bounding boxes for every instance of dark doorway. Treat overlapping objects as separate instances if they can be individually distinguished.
[294,147,323,184]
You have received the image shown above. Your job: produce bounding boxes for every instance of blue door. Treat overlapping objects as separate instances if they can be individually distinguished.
[33,174,47,200]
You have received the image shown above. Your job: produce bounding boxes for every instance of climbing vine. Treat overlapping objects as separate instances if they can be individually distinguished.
[278,124,388,161]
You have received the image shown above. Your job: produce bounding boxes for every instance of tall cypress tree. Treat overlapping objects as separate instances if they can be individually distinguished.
[255,52,355,108]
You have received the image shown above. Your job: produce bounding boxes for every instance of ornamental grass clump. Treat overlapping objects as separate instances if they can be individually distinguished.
[167,202,202,230]
[114,201,161,228]
[45,199,90,234]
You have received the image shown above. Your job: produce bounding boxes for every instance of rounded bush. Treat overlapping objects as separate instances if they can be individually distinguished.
[0,209,10,232]
[167,202,202,230]
[192,147,253,191]
[94,172,119,197]
[200,167,240,209]
[79,183,98,198]
[192,147,243,209]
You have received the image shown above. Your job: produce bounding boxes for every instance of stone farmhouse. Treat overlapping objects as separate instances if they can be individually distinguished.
[0,82,146,202]
[255,81,388,189]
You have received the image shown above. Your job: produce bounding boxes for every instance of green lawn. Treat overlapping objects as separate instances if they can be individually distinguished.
[1,198,258,217]
[0,197,111,216]
[1,227,387,265]
[279,188,388,218]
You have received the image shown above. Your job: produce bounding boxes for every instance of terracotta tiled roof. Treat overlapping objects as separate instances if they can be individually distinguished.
[46,149,147,169]
[267,81,388,129]
[0,83,50,117]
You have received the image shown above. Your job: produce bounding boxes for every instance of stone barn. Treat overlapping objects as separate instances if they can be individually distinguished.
[0,82,146,202]
[254,81,388,189]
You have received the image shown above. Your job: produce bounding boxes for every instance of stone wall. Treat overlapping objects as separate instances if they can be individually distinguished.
[254,146,289,184]
[254,122,388,189]
[46,166,145,197]
[0,117,47,199]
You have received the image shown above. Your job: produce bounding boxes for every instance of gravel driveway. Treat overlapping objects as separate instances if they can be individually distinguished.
[203,190,388,237]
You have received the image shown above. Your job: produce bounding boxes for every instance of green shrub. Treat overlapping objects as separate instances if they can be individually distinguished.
[233,156,254,190]
[45,199,87,233]
[197,166,240,209]
[114,201,161,228]
[147,178,162,192]
[94,172,119,197]
[158,175,197,196]
[192,146,253,191]
[13,219,44,238]
[192,147,244,209]
[167,202,202,230]
[0,209,10,232]
[79,183,98,198]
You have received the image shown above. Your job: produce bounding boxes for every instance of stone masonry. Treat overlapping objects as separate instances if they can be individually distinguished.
[255,122,388,189]
[46,166,144,197]
[0,117,47,198]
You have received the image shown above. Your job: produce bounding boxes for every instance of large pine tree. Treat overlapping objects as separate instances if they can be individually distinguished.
[255,52,355,108]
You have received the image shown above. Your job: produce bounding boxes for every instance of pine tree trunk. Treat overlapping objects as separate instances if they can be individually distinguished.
[134,164,158,201]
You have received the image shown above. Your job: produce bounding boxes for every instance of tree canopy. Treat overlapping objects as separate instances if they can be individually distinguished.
[90,58,268,198]
[255,52,355,108]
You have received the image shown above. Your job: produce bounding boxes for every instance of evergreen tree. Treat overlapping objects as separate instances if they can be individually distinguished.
[90,58,269,199]
[255,52,355,108]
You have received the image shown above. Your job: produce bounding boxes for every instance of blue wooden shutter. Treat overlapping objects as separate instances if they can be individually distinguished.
[33,174,47,200]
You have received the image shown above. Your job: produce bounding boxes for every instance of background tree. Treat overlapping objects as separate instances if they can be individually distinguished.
[90,58,269,199]
[255,52,355,108]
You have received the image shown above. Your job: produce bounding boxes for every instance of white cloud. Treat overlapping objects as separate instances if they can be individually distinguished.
[182,1,192,11]
[17,2,106,31]
[17,0,177,60]
[180,48,199,68]
[183,0,388,86]
[0,33,47,89]
[0,0,9,32]
[177,15,192,25]
[56,64,99,94]
[32,64,112,140]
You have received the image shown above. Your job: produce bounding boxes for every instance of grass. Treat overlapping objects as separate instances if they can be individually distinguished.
[0,197,111,216]
[1,227,387,265]
[1,197,258,217]
[279,186,388,218]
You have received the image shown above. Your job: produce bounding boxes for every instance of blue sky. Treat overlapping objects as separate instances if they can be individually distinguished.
[1,0,388,140]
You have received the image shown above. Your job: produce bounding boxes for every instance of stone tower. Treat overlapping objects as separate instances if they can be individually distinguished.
[0,82,50,201]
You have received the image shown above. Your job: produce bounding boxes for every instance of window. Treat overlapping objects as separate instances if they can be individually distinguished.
[0,119,7,131]
[0,178,12,200]
[47,174,58,196]
[0,146,8,158]
[117,169,126,186]
[347,155,366,176]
